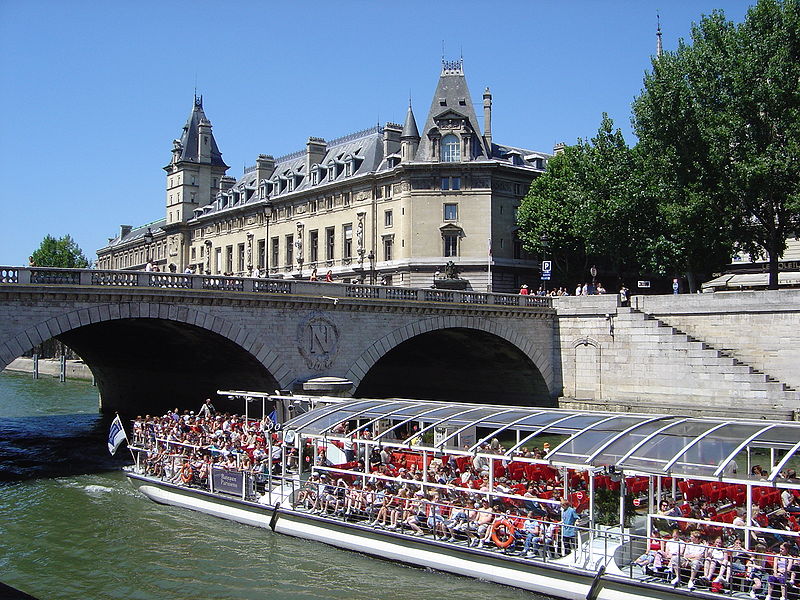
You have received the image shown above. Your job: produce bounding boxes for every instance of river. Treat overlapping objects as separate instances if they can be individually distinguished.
[0,371,551,600]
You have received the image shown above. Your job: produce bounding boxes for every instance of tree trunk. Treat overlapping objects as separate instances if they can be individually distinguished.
[767,246,780,290]
[685,270,697,294]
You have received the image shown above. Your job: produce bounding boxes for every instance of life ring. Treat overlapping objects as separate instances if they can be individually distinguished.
[490,519,516,548]
[180,462,193,484]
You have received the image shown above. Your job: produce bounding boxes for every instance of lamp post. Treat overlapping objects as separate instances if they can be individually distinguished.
[143,227,154,264]
[590,265,597,292]
[367,250,375,285]
[263,202,273,276]
[295,220,304,278]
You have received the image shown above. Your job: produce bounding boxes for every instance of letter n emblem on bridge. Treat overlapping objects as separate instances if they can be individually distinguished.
[297,313,340,371]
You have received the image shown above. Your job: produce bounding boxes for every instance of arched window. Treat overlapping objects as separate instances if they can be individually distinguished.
[441,134,461,162]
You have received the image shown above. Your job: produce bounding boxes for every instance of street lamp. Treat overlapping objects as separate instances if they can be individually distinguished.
[590,265,597,292]
[367,250,375,285]
[143,227,154,263]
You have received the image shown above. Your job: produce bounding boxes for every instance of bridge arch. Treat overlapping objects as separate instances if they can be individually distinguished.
[0,302,292,414]
[346,316,555,406]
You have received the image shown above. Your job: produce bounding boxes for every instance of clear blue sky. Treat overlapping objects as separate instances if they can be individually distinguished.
[0,0,752,266]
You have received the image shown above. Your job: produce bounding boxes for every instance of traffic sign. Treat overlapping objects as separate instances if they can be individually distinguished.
[542,260,552,274]
[541,274,551,281]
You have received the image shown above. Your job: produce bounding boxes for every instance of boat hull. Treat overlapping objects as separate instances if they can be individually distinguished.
[125,472,692,600]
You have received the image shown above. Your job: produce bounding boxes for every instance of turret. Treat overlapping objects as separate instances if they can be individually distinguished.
[400,102,420,161]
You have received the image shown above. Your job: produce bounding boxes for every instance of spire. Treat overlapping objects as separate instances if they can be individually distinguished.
[401,100,420,140]
[176,97,228,168]
[656,12,663,57]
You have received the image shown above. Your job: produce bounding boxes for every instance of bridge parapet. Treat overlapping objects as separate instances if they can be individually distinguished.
[0,267,553,311]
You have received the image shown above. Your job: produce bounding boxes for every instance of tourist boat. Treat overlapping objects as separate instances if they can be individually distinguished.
[124,393,800,600]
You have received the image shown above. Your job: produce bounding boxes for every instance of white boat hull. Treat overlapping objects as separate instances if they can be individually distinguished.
[127,473,693,600]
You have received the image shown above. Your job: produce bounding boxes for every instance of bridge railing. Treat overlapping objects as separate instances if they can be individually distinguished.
[0,267,553,310]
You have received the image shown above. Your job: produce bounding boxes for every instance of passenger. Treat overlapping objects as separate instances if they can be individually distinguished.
[531,515,558,559]
[765,542,795,600]
[470,500,494,548]
[520,511,542,556]
[670,529,706,589]
[559,499,579,554]
[403,491,425,535]
[424,492,454,540]
[704,536,729,583]
[746,544,769,598]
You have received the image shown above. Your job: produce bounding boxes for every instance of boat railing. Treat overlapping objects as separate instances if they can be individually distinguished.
[646,512,800,552]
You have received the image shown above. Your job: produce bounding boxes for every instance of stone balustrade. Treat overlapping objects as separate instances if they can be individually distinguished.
[0,267,553,310]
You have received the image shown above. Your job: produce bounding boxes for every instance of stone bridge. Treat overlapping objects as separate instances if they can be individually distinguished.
[0,267,556,414]
[3,268,799,420]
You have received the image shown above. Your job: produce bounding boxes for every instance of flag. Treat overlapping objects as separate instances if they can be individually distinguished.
[108,414,128,455]
[267,410,278,425]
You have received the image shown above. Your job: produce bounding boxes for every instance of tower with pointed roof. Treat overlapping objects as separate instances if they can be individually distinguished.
[400,101,420,161]
[164,96,229,227]
[415,59,487,163]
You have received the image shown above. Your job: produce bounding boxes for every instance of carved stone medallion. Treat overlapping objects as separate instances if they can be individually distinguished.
[297,312,340,371]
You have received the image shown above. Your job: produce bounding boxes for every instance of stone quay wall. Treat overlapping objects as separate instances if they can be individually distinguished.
[554,291,800,420]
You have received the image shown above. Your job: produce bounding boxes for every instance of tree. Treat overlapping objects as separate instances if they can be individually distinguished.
[517,115,652,288]
[633,0,800,289]
[30,234,90,268]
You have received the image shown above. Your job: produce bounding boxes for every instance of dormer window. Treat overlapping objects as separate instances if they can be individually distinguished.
[441,134,461,162]
[345,161,352,177]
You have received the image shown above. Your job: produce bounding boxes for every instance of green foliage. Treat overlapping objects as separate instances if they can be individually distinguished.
[517,114,653,287]
[31,234,90,268]
[633,0,800,289]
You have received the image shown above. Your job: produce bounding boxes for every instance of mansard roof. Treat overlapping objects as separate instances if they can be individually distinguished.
[415,59,487,161]
[194,126,391,220]
[178,96,228,168]
[100,219,166,251]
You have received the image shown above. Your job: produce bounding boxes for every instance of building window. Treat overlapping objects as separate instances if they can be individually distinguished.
[237,243,245,272]
[443,203,458,221]
[385,184,392,198]
[257,239,265,269]
[225,245,233,274]
[271,237,279,269]
[440,176,461,191]
[325,227,335,261]
[384,210,393,228]
[383,237,393,261]
[443,232,459,257]
[309,230,319,263]
[285,235,294,267]
[343,224,353,259]
[441,134,461,162]
[215,248,222,273]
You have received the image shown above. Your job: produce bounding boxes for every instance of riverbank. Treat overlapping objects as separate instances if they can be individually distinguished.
[2,357,94,381]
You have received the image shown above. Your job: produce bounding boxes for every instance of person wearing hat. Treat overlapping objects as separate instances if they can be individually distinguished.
[519,284,529,295]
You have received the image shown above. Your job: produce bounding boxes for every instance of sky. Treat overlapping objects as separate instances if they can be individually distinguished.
[0,0,753,266]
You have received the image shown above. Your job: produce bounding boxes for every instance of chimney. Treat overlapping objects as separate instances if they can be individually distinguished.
[119,225,132,238]
[383,123,402,158]
[553,142,566,155]
[483,87,493,153]
[219,176,236,192]
[306,137,327,173]
[197,118,212,164]
[256,154,275,182]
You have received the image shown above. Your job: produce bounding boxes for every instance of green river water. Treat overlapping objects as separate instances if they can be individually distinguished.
[0,371,550,600]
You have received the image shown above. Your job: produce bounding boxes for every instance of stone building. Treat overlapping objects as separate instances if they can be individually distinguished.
[97,60,552,292]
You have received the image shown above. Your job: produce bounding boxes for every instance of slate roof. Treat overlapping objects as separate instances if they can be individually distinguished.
[101,219,167,250]
[415,60,487,161]
[178,96,228,168]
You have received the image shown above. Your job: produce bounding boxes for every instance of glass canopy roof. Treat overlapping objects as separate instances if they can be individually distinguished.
[283,398,800,482]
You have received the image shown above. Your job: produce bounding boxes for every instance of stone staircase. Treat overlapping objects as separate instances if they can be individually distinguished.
[609,307,799,419]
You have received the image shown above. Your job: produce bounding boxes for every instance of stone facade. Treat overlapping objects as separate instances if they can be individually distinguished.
[96,61,552,294]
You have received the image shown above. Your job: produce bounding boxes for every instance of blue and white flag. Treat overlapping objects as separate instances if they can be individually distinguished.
[107,414,128,455]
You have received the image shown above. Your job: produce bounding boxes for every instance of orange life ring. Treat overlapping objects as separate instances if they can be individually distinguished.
[490,518,516,549]
[180,462,193,484]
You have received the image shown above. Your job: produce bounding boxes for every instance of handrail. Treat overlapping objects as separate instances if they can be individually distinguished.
[0,266,554,310]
